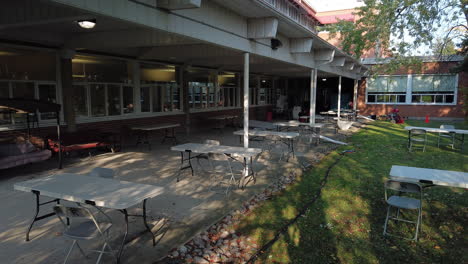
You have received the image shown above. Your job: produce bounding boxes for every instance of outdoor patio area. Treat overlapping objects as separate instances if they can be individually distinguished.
[0,120,356,264]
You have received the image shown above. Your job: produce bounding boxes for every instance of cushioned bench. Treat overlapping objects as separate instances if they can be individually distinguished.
[0,141,51,169]
[47,130,115,154]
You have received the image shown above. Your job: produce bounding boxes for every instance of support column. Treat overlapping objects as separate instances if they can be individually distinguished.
[181,65,190,135]
[59,48,76,133]
[132,61,141,113]
[243,53,249,148]
[353,79,358,112]
[337,76,342,120]
[309,68,317,125]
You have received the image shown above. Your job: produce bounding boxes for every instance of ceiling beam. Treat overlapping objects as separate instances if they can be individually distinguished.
[0,15,90,31]
[314,49,335,64]
[330,56,346,67]
[156,0,201,10]
[289,38,313,53]
[344,61,355,71]
[247,17,278,39]
[66,29,199,48]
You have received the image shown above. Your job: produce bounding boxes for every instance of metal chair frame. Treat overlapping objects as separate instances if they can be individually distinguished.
[437,124,456,149]
[383,180,423,241]
[196,140,237,195]
[53,205,117,264]
[408,129,427,152]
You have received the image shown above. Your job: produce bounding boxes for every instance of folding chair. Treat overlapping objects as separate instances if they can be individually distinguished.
[383,180,423,241]
[53,205,116,264]
[196,140,236,195]
[264,135,289,162]
[437,125,456,149]
[408,129,427,152]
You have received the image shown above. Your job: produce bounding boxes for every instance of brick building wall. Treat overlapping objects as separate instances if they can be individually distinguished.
[357,61,466,119]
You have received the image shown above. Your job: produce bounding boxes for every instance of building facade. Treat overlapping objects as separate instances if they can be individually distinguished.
[0,0,366,141]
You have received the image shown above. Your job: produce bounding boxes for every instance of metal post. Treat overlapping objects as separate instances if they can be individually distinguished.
[353,79,358,112]
[309,68,317,125]
[337,76,342,120]
[57,112,62,169]
[243,53,249,148]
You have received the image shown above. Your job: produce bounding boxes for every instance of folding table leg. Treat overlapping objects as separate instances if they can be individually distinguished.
[117,209,129,264]
[177,151,194,182]
[142,199,156,246]
[25,191,60,241]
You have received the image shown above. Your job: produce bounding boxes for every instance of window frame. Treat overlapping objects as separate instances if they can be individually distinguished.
[365,73,458,106]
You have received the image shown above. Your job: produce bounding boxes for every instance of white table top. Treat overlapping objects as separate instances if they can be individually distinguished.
[171,143,262,157]
[249,120,276,130]
[299,115,325,120]
[404,126,468,134]
[14,174,164,210]
[131,123,180,131]
[233,130,300,139]
[390,165,468,188]
[274,121,325,128]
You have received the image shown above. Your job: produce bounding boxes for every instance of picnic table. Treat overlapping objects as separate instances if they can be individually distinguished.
[130,123,180,149]
[233,129,299,161]
[404,126,468,151]
[171,143,261,188]
[14,173,164,263]
[390,165,468,188]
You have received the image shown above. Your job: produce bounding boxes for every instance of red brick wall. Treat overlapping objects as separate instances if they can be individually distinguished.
[357,62,466,119]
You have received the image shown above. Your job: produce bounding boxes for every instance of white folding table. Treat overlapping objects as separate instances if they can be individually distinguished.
[171,143,262,188]
[207,115,238,131]
[390,165,468,188]
[14,174,164,263]
[248,120,276,130]
[404,126,468,151]
[233,129,299,161]
[130,123,180,149]
[274,121,325,144]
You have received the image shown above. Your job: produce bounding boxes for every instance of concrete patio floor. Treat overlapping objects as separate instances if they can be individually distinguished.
[0,121,359,264]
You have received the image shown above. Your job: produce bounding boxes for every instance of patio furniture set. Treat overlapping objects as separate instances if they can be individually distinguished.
[12,117,326,263]
[384,165,468,241]
[14,169,164,264]
[406,125,467,152]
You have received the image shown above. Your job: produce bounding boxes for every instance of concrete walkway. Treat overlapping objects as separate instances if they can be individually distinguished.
[0,122,359,264]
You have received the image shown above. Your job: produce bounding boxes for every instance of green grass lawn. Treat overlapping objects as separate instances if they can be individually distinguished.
[238,120,467,264]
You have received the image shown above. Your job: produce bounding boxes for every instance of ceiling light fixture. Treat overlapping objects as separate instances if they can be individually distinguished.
[322,78,327,81]
[77,19,96,29]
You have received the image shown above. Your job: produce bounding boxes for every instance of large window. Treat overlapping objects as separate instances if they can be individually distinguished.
[0,46,57,125]
[249,76,274,106]
[367,76,407,103]
[72,55,135,118]
[140,63,180,113]
[0,81,58,124]
[411,75,456,104]
[366,74,457,105]
[218,72,239,107]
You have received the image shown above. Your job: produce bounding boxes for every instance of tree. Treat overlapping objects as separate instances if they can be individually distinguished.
[432,37,457,55]
[325,0,468,73]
